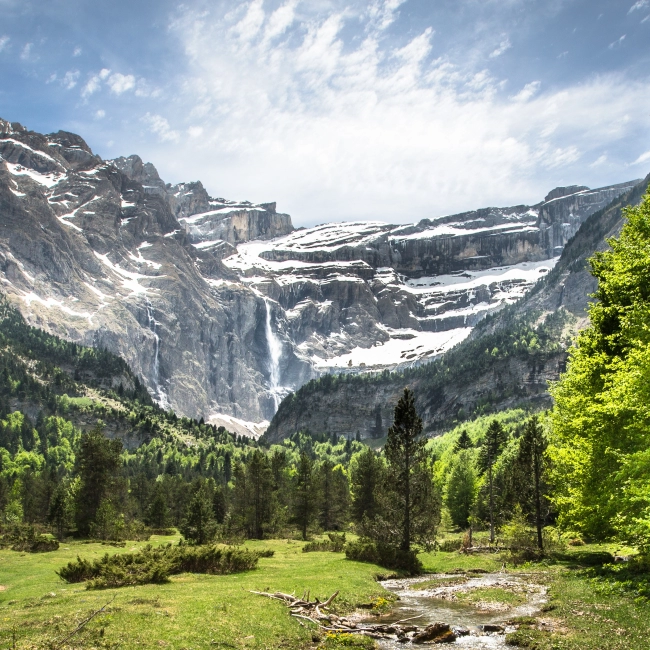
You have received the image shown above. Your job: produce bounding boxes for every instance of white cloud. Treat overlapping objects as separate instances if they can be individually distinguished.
[143,113,180,142]
[590,154,608,168]
[608,35,626,49]
[510,80,541,102]
[489,37,511,59]
[73,46,82,57]
[0,36,9,52]
[629,0,649,12]
[62,70,80,89]
[20,42,32,60]
[82,68,111,98]
[95,109,106,119]
[631,151,650,165]
[368,0,407,31]
[108,73,136,94]
[137,6,650,225]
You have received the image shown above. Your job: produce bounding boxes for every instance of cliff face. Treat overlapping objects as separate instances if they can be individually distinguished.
[265,175,650,442]
[0,117,643,432]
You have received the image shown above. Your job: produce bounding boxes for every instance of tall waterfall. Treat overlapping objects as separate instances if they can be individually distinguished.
[145,298,169,410]
[264,299,284,412]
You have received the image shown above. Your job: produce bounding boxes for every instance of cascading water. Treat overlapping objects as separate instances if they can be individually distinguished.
[145,298,169,410]
[264,299,284,412]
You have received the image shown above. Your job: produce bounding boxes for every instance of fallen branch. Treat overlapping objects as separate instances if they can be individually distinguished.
[53,595,116,649]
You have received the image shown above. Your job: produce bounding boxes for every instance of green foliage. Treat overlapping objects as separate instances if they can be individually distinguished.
[57,543,260,588]
[303,532,346,553]
[550,188,650,551]
[345,538,422,575]
[179,483,217,544]
[349,446,383,525]
[444,449,477,529]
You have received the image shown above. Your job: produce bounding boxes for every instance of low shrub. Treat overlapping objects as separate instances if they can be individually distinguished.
[57,543,261,589]
[303,533,346,553]
[0,525,59,553]
[345,539,422,575]
[437,538,462,553]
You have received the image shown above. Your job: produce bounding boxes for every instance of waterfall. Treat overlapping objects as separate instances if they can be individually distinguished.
[264,299,284,412]
[145,298,169,410]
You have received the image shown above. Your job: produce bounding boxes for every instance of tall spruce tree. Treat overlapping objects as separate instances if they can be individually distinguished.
[293,452,316,540]
[349,446,383,524]
[517,415,547,550]
[383,388,439,552]
[74,425,122,536]
[180,482,217,544]
[478,419,508,543]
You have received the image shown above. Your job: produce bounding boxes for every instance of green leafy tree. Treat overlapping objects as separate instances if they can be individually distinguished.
[445,450,477,529]
[383,388,440,551]
[550,186,650,549]
[477,419,508,543]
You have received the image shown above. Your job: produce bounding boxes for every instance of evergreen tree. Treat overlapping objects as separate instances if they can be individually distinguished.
[454,429,473,452]
[293,452,316,540]
[383,388,440,551]
[317,460,348,531]
[445,450,476,529]
[349,446,383,524]
[517,415,547,550]
[247,449,273,539]
[180,483,217,544]
[74,426,122,536]
[477,419,508,543]
[48,482,69,539]
[146,484,171,529]
[212,484,227,524]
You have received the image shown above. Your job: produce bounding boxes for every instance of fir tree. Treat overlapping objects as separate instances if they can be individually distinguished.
[293,452,316,540]
[180,483,217,544]
[383,388,439,552]
[349,446,383,524]
[478,419,508,543]
[454,429,473,452]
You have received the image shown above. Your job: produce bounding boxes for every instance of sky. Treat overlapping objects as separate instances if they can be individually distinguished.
[0,0,649,226]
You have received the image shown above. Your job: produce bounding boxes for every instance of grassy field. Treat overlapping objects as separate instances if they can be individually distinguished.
[1,536,649,650]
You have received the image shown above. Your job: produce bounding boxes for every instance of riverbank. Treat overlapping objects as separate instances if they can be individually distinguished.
[0,538,648,649]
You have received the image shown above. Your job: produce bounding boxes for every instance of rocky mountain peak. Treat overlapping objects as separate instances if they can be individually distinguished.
[544,185,590,202]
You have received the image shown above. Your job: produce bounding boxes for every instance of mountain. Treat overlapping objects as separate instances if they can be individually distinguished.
[264,174,650,442]
[0,117,641,433]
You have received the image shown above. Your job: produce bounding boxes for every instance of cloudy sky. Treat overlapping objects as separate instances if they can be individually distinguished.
[1,0,649,225]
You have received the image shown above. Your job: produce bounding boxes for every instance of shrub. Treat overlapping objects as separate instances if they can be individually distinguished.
[57,543,261,589]
[303,533,346,553]
[345,539,422,575]
[437,538,462,553]
[0,525,60,553]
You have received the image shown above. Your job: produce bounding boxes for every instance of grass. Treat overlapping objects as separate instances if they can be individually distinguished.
[455,586,527,607]
[0,535,387,650]
[1,537,649,650]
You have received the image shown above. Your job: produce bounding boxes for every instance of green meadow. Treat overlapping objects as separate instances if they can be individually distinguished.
[2,536,650,650]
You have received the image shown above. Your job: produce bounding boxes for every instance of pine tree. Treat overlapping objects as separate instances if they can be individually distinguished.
[517,415,547,550]
[293,452,316,540]
[248,449,273,539]
[146,484,170,529]
[74,425,122,536]
[454,429,473,452]
[478,419,508,543]
[383,388,439,552]
[349,446,383,524]
[180,483,217,544]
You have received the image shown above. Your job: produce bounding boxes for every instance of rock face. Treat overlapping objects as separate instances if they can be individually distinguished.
[0,117,642,429]
[265,174,650,441]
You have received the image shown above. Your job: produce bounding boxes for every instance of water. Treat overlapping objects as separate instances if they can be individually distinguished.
[264,299,284,411]
[361,573,547,648]
[145,298,169,410]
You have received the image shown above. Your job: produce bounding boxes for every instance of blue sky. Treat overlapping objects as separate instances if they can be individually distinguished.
[1,0,649,225]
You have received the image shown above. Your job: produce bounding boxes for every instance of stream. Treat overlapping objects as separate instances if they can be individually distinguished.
[359,572,547,647]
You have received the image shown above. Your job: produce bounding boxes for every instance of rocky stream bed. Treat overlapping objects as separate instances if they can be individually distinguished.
[357,571,548,647]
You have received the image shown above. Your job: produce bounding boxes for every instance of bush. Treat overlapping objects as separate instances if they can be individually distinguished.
[437,538,462,553]
[303,533,346,553]
[345,539,422,575]
[0,525,60,553]
[57,543,261,589]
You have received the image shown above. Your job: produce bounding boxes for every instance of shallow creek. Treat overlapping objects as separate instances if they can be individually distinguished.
[359,572,547,648]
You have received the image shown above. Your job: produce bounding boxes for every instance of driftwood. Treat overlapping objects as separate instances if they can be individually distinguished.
[53,595,116,649]
[249,589,472,643]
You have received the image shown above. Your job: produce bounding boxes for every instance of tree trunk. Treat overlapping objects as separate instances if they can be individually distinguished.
[488,461,495,544]
[402,452,411,552]
[533,446,543,551]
